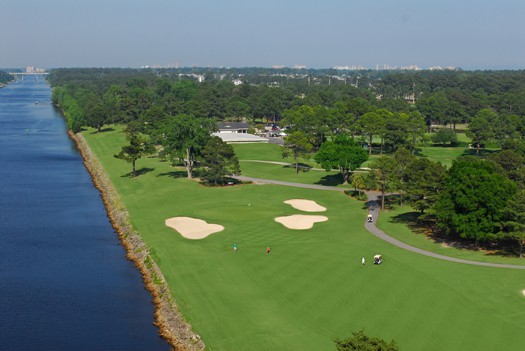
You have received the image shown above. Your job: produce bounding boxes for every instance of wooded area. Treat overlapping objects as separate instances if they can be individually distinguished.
[48,67,525,257]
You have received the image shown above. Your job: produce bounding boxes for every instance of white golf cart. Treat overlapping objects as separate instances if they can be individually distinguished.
[373,254,382,265]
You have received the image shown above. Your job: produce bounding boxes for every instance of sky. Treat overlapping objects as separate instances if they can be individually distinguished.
[0,0,523,70]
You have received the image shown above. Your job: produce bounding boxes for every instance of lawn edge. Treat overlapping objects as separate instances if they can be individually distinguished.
[70,131,205,351]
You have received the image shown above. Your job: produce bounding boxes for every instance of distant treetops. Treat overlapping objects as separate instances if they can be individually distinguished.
[49,68,525,257]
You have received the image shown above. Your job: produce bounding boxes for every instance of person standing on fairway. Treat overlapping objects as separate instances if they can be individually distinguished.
[233,243,237,253]
[266,246,271,255]
[361,256,365,266]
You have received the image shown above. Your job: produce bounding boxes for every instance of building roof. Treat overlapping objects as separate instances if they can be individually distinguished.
[217,122,250,130]
[212,132,268,143]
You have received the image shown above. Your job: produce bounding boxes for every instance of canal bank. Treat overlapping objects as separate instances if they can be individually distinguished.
[68,132,204,351]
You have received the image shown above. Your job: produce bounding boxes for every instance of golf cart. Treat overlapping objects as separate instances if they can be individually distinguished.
[373,254,382,265]
[367,214,373,222]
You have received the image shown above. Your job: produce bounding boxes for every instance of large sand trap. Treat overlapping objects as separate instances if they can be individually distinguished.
[284,199,326,212]
[275,215,328,230]
[165,217,224,240]
[522,289,525,297]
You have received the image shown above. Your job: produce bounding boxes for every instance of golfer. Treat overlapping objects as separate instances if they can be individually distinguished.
[233,243,237,253]
[361,256,365,266]
[266,246,271,255]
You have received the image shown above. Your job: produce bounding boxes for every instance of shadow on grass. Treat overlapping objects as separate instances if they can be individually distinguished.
[412,148,424,157]
[315,173,344,186]
[121,167,155,178]
[456,149,500,158]
[283,163,312,172]
[390,211,430,236]
[415,146,499,159]
[485,246,523,258]
[389,210,469,246]
[157,170,187,179]
[389,210,522,258]
[199,177,246,187]
[375,194,403,210]
[88,127,115,134]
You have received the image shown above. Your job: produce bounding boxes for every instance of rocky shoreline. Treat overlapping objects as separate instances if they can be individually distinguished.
[69,131,205,351]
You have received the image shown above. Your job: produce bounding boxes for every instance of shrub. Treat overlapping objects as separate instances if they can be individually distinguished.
[334,330,399,351]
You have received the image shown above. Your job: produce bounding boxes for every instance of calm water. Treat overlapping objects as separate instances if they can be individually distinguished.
[0,78,169,350]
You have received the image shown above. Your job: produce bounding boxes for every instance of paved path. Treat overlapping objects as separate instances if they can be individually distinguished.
[234,175,525,270]
[364,191,525,270]
[233,175,348,192]
[241,160,368,173]
[241,160,331,171]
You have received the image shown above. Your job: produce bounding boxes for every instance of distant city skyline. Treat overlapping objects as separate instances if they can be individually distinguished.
[0,0,523,70]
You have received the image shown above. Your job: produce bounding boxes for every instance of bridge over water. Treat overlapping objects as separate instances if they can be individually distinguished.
[10,72,49,81]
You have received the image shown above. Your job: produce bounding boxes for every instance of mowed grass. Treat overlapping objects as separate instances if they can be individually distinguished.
[83,128,525,351]
[232,143,286,162]
[378,206,525,266]
[233,143,349,186]
[416,146,470,168]
[233,142,323,168]
[233,135,481,179]
[239,161,350,187]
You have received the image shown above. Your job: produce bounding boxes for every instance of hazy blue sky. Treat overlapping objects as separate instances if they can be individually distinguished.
[1,0,523,69]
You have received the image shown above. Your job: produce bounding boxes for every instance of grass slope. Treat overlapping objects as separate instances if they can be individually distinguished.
[378,206,525,266]
[83,128,525,351]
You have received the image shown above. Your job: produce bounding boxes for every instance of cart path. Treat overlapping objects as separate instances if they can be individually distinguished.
[234,176,525,270]
[242,160,330,171]
[233,175,349,192]
[363,192,525,270]
[241,160,368,172]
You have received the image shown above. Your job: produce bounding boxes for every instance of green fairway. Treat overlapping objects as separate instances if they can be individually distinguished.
[232,143,286,162]
[416,146,470,168]
[83,128,525,351]
[239,160,349,187]
[232,142,323,167]
[231,143,349,186]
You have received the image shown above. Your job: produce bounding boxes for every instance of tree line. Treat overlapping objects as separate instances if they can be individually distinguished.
[0,71,14,85]
[48,67,525,133]
[48,68,525,257]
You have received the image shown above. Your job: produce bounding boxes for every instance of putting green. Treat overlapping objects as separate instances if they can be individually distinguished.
[83,127,525,351]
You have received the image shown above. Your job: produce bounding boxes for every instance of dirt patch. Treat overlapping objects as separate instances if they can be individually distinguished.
[284,199,326,212]
[275,215,328,230]
[165,217,224,239]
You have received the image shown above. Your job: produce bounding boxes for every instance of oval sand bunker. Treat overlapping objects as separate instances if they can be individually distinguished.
[275,215,328,230]
[165,217,224,239]
[284,199,326,212]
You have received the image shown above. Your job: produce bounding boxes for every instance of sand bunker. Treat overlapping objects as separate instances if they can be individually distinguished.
[284,199,326,212]
[165,217,224,240]
[275,215,328,230]
[522,289,525,297]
